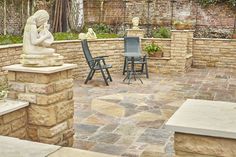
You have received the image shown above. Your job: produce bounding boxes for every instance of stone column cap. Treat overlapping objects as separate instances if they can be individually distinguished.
[3,64,77,74]
[166,99,236,139]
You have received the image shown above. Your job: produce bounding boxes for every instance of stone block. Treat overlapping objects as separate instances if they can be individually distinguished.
[67,118,74,128]
[39,134,62,145]
[38,121,68,138]
[11,117,27,132]
[63,128,75,140]
[16,72,35,83]
[9,82,25,92]
[175,133,236,157]
[26,83,55,94]
[0,124,11,135]
[9,127,27,139]
[3,108,26,123]
[28,105,57,126]
[7,72,16,81]
[27,125,39,141]
[54,79,73,92]
[56,100,74,123]
[18,93,37,103]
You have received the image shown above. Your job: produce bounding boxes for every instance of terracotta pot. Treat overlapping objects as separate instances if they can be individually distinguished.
[175,23,192,30]
[232,33,236,39]
[149,52,163,58]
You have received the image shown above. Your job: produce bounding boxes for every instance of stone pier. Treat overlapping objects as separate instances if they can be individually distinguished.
[3,64,77,146]
[166,99,236,157]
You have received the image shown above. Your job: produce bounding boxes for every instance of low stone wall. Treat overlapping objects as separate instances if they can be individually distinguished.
[0,108,27,139]
[0,38,174,79]
[193,38,236,68]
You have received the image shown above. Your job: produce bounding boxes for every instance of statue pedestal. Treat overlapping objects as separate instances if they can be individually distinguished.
[3,64,77,146]
[126,29,145,38]
[21,53,64,67]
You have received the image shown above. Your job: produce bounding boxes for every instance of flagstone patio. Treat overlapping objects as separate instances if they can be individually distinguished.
[72,68,236,157]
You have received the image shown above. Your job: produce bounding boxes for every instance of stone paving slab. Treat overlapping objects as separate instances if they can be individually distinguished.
[73,68,236,157]
[0,136,60,157]
[48,147,118,157]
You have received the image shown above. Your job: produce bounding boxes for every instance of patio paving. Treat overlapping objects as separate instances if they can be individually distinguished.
[72,68,236,157]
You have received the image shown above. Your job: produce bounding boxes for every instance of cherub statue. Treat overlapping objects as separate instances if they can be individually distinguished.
[132,17,140,29]
[21,10,63,66]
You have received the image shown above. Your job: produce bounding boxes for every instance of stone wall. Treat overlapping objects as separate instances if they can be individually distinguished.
[2,33,236,78]
[0,108,27,139]
[193,38,236,68]
[84,0,235,38]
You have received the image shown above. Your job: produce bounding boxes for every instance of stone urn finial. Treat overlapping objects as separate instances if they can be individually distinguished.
[132,17,140,29]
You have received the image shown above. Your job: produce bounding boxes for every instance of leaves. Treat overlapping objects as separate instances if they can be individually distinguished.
[198,0,236,7]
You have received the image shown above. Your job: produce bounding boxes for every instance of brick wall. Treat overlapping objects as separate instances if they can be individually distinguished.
[193,38,236,68]
[0,108,27,139]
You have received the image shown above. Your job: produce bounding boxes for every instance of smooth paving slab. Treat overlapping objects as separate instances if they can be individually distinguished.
[0,99,29,116]
[48,147,119,157]
[0,136,60,157]
[166,99,236,139]
[3,64,77,74]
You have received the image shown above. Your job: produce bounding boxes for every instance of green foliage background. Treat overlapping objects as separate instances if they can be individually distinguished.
[198,0,236,7]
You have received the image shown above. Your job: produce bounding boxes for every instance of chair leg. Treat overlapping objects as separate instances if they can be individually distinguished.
[85,69,94,84]
[89,70,95,80]
[145,63,149,78]
[123,57,127,75]
[105,68,112,82]
[141,63,144,74]
[100,68,109,86]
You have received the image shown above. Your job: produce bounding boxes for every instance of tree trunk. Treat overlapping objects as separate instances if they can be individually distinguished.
[3,0,6,35]
[69,0,84,32]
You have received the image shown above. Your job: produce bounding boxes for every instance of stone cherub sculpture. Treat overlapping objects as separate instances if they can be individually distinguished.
[21,10,63,67]
[132,17,140,29]
[79,28,97,40]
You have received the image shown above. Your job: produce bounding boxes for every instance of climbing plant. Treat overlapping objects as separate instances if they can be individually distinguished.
[197,0,236,7]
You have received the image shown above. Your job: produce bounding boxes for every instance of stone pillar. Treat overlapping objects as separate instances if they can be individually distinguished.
[126,29,145,38]
[170,30,194,73]
[3,64,77,146]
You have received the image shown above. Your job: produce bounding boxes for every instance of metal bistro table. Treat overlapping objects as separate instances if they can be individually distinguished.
[123,53,143,84]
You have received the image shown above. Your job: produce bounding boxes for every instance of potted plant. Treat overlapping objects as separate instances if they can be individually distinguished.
[173,20,193,30]
[144,42,163,58]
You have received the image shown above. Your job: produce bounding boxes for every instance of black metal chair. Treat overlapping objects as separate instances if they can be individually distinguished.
[123,37,149,78]
[81,39,112,86]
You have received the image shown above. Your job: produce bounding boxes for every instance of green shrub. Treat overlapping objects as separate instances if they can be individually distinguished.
[198,0,236,7]
[0,35,23,45]
[53,32,78,40]
[92,24,112,34]
[97,33,120,39]
[152,27,171,38]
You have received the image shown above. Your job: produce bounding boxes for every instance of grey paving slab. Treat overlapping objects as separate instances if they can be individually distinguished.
[0,136,60,157]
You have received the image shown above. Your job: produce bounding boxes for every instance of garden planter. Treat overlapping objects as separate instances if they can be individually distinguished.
[149,52,163,58]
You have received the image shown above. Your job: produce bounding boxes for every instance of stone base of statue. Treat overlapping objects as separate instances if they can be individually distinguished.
[126,29,145,38]
[20,53,64,67]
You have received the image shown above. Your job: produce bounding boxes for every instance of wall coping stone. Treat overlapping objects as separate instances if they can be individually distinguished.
[0,99,29,116]
[193,38,236,41]
[166,99,236,139]
[142,38,171,41]
[3,64,77,74]
[171,30,195,32]
[0,44,23,49]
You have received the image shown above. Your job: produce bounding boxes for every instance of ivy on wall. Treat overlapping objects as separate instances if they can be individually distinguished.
[198,0,236,7]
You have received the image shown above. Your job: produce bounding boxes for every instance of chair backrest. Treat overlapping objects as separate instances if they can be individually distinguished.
[124,37,141,55]
[81,39,94,69]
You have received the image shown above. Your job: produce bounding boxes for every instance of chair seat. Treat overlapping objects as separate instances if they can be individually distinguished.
[127,60,147,64]
[94,64,112,70]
